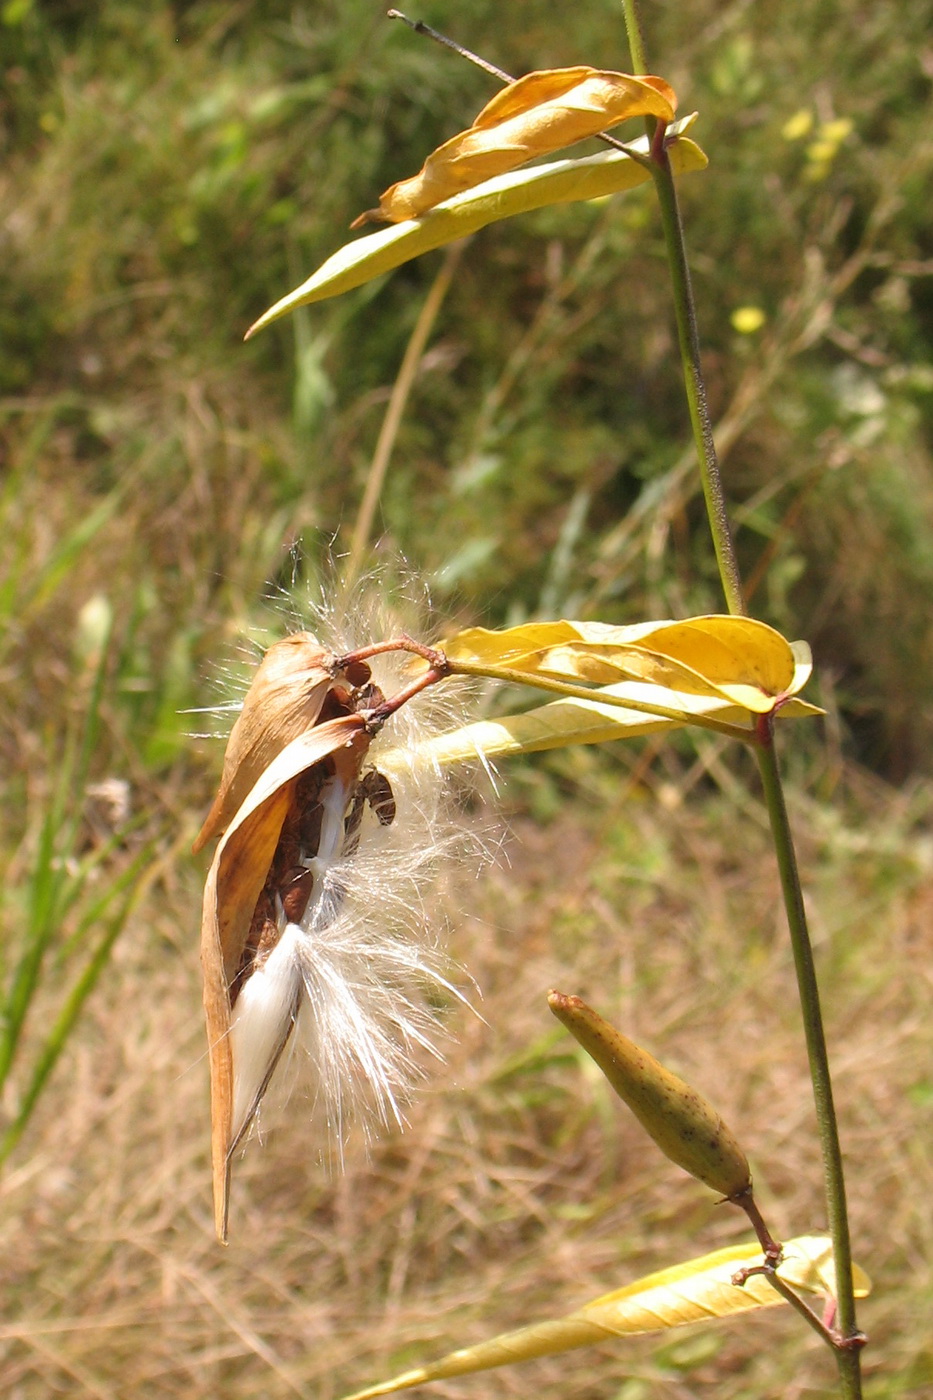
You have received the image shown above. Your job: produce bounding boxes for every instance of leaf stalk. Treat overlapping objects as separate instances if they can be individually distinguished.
[443,656,757,742]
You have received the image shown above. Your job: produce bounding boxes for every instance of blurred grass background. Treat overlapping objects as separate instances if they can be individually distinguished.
[1,0,932,1395]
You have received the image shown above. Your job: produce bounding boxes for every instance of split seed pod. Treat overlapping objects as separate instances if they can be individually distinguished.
[201,719,375,1238]
[193,633,351,853]
[548,992,751,1199]
[197,617,472,1243]
[198,633,393,1241]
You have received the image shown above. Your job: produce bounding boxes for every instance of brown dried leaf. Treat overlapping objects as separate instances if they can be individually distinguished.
[353,67,676,226]
[200,714,372,1241]
[193,633,337,853]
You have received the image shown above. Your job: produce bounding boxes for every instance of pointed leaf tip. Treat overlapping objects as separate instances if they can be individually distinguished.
[245,117,704,335]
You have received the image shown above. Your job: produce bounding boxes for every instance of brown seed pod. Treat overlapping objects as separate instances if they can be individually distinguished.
[549,991,751,1199]
[200,713,373,1241]
[193,633,344,853]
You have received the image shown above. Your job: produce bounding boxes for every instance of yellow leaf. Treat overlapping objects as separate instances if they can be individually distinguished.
[245,119,705,336]
[440,616,811,715]
[352,68,676,226]
[377,688,821,773]
[340,1236,870,1399]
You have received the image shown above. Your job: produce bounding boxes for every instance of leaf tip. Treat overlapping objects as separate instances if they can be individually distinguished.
[350,208,383,230]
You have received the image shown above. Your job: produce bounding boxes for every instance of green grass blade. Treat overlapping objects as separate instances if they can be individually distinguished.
[0,849,151,1164]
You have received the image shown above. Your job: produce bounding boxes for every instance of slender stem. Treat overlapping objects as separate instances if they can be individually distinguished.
[735,1265,846,1349]
[336,635,449,671]
[756,724,862,1398]
[345,241,463,588]
[386,11,646,159]
[733,1187,783,1265]
[618,2,745,616]
[387,10,514,83]
[620,5,861,1395]
[649,152,746,616]
[619,0,648,73]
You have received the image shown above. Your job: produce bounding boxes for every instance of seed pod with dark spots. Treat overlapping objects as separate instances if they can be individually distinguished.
[548,991,751,1199]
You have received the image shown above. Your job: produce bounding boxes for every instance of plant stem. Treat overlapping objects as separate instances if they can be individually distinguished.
[620,5,861,1394]
[387,11,646,159]
[621,1,743,616]
[756,724,863,1398]
[345,241,463,589]
[619,0,648,73]
[649,150,746,617]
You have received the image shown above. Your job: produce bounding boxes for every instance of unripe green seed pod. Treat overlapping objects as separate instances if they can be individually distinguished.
[548,991,751,1199]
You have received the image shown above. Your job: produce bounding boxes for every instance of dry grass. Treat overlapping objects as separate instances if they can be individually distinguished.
[2,753,931,1399]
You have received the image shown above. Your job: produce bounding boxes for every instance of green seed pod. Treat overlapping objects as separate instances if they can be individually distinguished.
[548,991,751,1199]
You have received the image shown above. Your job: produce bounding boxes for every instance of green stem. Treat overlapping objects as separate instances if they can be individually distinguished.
[621,4,744,616]
[650,150,746,617]
[619,0,648,73]
[345,241,462,590]
[620,6,861,1395]
[756,726,862,1398]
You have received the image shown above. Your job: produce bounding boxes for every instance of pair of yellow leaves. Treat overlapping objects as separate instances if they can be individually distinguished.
[379,615,818,774]
[352,66,676,226]
[246,70,705,336]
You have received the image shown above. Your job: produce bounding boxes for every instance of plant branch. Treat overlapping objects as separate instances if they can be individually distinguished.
[621,5,861,1395]
[618,5,745,616]
[649,149,746,616]
[619,0,648,74]
[755,724,863,1397]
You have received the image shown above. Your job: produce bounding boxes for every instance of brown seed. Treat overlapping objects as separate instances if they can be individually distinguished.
[362,769,396,826]
[342,658,372,688]
[280,867,314,924]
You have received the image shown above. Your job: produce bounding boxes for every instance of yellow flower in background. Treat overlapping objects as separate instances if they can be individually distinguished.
[731,306,766,334]
[781,108,813,141]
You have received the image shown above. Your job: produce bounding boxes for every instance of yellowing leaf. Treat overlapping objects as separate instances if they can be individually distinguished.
[341,1236,870,1399]
[245,119,705,336]
[378,690,732,771]
[440,616,811,715]
[379,687,821,773]
[352,67,676,226]
[376,618,819,772]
